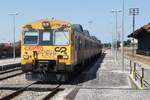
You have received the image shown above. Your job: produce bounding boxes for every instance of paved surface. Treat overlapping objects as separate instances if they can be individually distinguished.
[74,89,150,100]
[0,58,20,67]
[80,50,131,89]
[74,50,150,100]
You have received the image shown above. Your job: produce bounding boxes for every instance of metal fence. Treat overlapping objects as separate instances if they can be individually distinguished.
[130,60,150,89]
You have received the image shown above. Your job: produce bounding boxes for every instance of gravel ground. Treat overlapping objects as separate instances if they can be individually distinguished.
[52,88,74,100]
[0,74,32,85]
[0,90,15,99]
[0,74,35,99]
[12,91,50,100]
[0,72,75,100]
[8,87,74,100]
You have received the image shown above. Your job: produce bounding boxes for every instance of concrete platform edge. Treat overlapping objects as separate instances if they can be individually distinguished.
[129,75,142,89]
[0,63,21,71]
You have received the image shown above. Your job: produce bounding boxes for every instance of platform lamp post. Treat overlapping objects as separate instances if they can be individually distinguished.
[129,8,139,58]
[111,9,121,62]
[8,12,19,59]
[111,32,114,57]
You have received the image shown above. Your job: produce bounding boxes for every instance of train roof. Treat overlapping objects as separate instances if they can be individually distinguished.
[23,19,71,30]
[72,25,91,37]
[72,24,84,33]
[83,30,90,36]
[91,36,97,40]
[90,36,101,44]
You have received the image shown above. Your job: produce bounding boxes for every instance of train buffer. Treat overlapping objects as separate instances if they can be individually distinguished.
[0,58,20,71]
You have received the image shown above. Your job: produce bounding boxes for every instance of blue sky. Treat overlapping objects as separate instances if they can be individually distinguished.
[0,0,149,43]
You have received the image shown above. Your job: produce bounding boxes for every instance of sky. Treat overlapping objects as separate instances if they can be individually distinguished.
[0,0,149,43]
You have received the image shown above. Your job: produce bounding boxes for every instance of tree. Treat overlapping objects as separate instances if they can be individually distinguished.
[103,43,111,49]
[124,39,131,47]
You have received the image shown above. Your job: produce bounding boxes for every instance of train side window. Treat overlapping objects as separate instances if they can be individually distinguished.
[75,35,78,51]
[77,35,80,50]
[85,40,87,49]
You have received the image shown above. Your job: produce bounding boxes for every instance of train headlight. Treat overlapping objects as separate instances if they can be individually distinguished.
[23,54,29,59]
[57,55,68,59]
[42,21,50,28]
[63,55,68,59]
[61,24,67,28]
[23,52,29,59]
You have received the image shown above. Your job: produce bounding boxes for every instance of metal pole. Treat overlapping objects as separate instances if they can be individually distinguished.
[8,12,19,59]
[132,15,135,57]
[115,12,118,61]
[130,60,132,74]
[121,0,125,72]
[13,15,16,59]
[134,62,137,81]
[111,32,114,56]
[129,8,139,58]
[111,10,121,61]
[141,68,144,88]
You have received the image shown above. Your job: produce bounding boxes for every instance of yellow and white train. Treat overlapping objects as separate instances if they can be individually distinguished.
[21,19,102,81]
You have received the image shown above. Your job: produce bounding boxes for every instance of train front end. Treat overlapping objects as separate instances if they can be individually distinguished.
[21,20,74,81]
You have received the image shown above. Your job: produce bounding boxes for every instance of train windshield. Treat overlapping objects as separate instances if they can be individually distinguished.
[24,31,38,44]
[40,31,52,45]
[53,30,69,45]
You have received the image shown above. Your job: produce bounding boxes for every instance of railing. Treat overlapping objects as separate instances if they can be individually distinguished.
[130,60,150,89]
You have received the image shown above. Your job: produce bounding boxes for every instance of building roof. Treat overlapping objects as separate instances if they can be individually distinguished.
[128,23,150,39]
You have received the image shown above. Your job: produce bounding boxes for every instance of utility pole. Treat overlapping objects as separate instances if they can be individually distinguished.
[8,12,19,59]
[111,9,121,61]
[129,8,139,58]
[121,0,125,72]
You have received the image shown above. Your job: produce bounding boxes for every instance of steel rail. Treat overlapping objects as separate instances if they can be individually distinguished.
[42,84,62,100]
[0,71,24,81]
[0,67,21,75]
[0,81,38,100]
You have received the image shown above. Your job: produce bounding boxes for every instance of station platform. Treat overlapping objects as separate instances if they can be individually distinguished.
[0,58,20,71]
[73,50,150,100]
[125,55,150,89]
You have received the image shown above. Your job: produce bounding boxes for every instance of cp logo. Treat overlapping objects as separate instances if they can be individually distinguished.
[55,47,67,54]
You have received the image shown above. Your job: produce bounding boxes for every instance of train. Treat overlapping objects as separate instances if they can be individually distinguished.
[21,19,102,82]
[0,41,21,58]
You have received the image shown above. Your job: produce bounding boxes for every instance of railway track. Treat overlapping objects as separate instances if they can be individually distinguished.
[0,81,38,100]
[0,67,21,74]
[0,82,63,100]
[0,69,24,81]
[0,54,103,99]
[42,84,62,100]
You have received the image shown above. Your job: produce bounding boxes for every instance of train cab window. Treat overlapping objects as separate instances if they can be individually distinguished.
[42,32,51,41]
[40,31,52,45]
[24,31,38,44]
[53,31,69,45]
